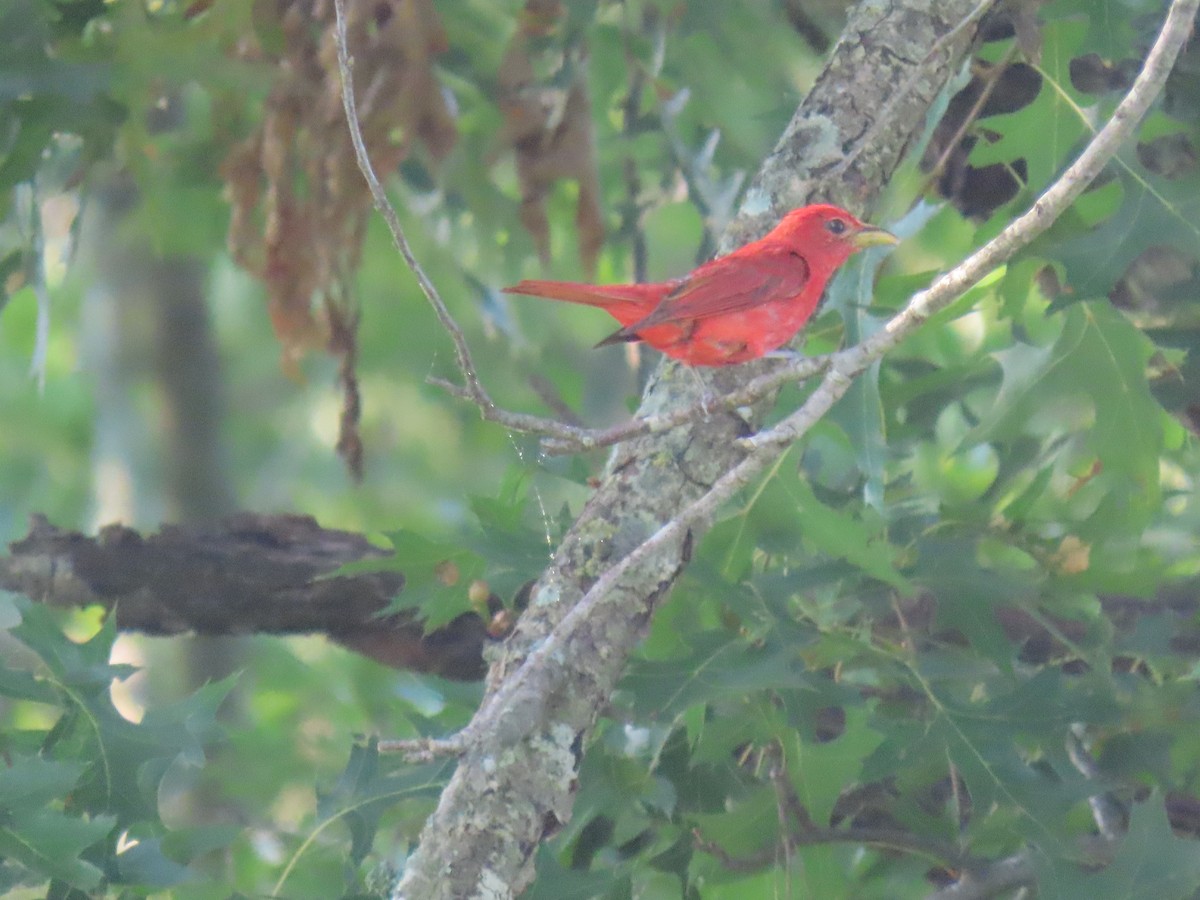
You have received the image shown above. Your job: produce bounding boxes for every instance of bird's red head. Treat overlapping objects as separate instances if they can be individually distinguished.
[772,204,898,272]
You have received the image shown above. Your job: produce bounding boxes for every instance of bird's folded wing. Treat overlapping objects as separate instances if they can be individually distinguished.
[628,244,810,330]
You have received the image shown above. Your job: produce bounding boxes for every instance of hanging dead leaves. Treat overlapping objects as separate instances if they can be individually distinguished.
[222,0,456,480]
[496,0,605,277]
[221,0,605,479]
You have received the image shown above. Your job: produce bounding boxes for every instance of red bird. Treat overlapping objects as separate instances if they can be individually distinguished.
[503,204,898,367]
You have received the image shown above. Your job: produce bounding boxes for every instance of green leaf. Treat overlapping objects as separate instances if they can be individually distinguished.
[915,536,1033,666]
[113,836,195,887]
[1048,162,1200,298]
[314,741,451,868]
[46,669,232,826]
[971,302,1163,529]
[465,467,554,597]
[529,844,633,900]
[829,242,900,512]
[928,670,1120,847]
[0,808,113,889]
[0,755,87,812]
[969,20,1090,193]
[1045,0,1133,56]
[468,464,533,535]
[0,663,58,704]
[1037,796,1200,899]
[789,477,913,594]
[9,601,134,695]
[787,705,885,826]
[617,630,802,721]
[561,736,671,852]
[158,824,242,864]
[376,529,482,629]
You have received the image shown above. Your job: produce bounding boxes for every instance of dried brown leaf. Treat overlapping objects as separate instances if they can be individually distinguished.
[221,0,459,476]
[497,2,604,276]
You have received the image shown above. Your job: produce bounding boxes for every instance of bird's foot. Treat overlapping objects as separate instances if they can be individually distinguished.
[763,349,805,362]
[676,364,716,416]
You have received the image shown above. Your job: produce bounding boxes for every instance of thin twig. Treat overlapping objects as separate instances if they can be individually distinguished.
[430,353,830,456]
[331,0,581,445]
[539,354,831,454]
[527,373,587,428]
[692,831,780,872]
[926,852,1035,899]
[420,376,600,444]
[768,739,812,834]
[382,0,1200,774]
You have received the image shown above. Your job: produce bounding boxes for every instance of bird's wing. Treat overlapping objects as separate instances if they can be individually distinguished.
[628,244,810,330]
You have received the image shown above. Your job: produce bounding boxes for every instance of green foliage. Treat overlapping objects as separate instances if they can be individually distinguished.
[2,1,1200,898]
[0,596,233,894]
[352,464,555,627]
[1037,796,1200,900]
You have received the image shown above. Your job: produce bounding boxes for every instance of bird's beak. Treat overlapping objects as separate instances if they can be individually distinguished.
[851,225,899,250]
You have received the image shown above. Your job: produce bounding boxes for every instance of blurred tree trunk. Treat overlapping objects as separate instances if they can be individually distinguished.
[78,167,243,821]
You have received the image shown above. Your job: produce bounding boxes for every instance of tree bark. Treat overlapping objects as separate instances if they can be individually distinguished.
[1,514,488,680]
[393,1,992,897]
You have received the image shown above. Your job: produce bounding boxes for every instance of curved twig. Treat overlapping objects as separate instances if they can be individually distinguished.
[538,353,831,454]
[332,0,585,445]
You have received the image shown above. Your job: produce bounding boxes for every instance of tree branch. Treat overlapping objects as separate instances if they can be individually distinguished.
[430,353,831,456]
[1,514,488,680]
[926,853,1036,900]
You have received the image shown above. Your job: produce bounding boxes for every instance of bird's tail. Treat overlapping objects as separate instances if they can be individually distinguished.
[502,279,659,327]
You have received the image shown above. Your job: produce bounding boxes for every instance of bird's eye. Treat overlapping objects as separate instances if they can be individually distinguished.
[826,218,848,235]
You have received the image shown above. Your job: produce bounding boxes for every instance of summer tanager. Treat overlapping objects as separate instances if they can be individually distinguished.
[503,204,898,366]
